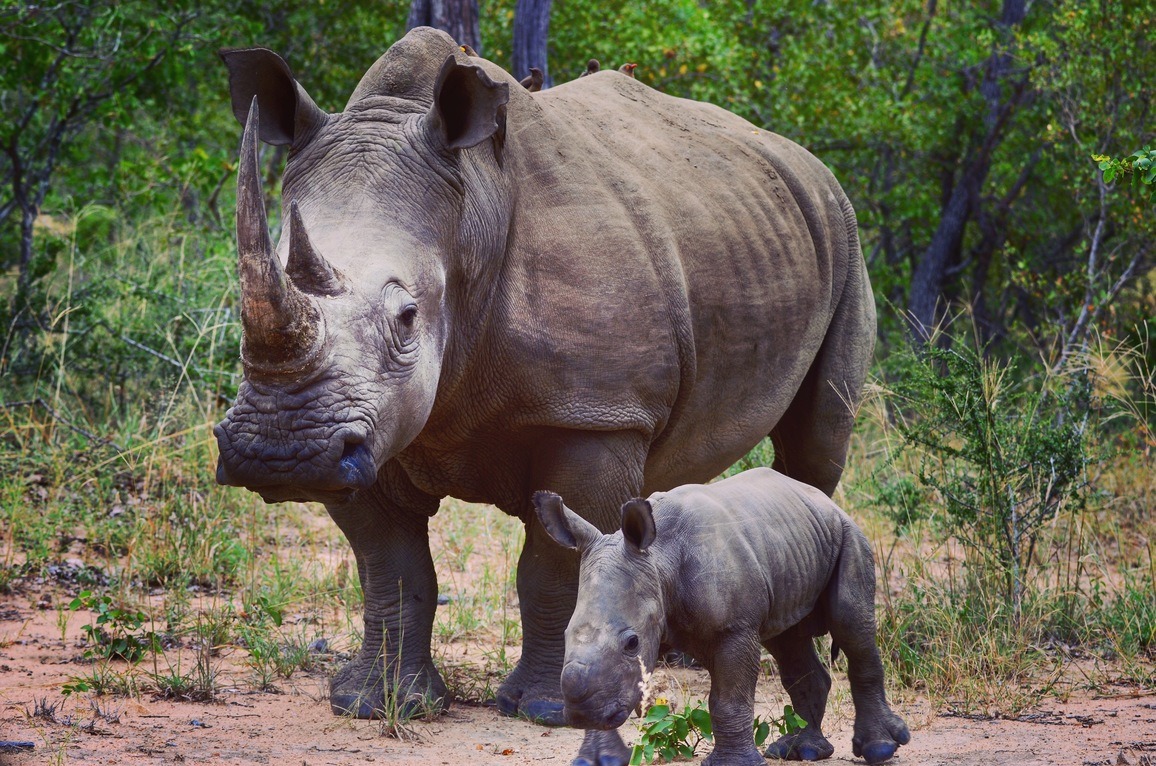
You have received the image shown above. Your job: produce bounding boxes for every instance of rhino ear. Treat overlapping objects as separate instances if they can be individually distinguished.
[621,499,656,554]
[219,47,328,147]
[533,491,602,552]
[429,54,509,151]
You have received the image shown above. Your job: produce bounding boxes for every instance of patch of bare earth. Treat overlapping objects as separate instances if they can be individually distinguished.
[2,502,1153,765]
[2,596,1153,766]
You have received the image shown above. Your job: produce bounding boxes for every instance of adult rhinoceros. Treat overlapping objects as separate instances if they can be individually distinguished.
[214,26,875,726]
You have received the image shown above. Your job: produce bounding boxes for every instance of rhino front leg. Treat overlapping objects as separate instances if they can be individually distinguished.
[497,431,646,725]
[572,729,631,766]
[702,632,765,766]
[763,628,834,761]
[325,471,446,719]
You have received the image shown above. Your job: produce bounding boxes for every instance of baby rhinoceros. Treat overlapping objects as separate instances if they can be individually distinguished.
[533,468,910,766]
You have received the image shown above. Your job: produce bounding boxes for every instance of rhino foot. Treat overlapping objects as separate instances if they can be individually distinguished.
[572,729,630,766]
[851,712,909,765]
[764,730,835,761]
[703,744,769,766]
[329,656,448,720]
[496,665,566,726]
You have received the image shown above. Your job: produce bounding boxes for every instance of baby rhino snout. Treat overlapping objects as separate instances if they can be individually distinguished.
[560,662,592,704]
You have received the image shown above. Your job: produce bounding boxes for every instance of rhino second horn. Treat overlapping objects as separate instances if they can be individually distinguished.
[236,97,321,370]
[287,201,344,296]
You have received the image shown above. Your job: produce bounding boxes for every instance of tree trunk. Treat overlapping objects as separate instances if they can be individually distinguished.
[906,0,1029,340]
[908,163,979,339]
[407,0,480,56]
[512,0,552,87]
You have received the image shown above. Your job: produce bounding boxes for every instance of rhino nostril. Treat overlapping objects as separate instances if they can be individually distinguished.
[338,440,376,490]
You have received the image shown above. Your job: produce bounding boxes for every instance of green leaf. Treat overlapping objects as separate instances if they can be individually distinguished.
[1104,166,1118,183]
[690,707,713,737]
[645,704,670,722]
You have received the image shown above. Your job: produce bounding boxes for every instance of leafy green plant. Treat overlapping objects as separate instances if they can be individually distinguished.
[629,701,805,764]
[754,706,808,748]
[630,701,713,764]
[69,590,158,663]
[1094,147,1156,203]
[874,320,1092,618]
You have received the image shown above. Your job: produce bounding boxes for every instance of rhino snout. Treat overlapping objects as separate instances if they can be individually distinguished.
[560,661,631,730]
[560,662,592,704]
[214,418,377,497]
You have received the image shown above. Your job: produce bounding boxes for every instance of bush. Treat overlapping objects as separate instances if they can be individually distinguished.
[871,318,1092,618]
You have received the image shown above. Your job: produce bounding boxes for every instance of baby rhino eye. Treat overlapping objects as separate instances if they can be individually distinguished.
[399,304,418,328]
[622,632,640,654]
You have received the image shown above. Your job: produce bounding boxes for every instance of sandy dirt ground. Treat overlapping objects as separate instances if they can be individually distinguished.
[1,597,1154,766]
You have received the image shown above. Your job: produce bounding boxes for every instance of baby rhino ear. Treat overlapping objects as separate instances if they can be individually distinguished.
[621,498,656,554]
[533,491,602,551]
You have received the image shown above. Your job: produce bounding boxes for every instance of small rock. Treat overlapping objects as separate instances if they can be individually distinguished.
[307,638,329,654]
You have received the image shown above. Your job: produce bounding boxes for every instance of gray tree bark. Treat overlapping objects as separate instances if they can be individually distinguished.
[512,0,552,88]
[407,0,481,56]
[906,0,1029,340]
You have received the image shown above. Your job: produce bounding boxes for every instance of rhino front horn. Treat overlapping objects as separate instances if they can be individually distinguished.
[236,96,321,371]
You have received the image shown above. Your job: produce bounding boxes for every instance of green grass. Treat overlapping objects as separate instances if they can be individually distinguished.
[1,209,1153,721]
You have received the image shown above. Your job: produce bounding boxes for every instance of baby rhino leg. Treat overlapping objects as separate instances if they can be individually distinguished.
[763,627,834,762]
[571,730,630,766]
[827,531,909,765]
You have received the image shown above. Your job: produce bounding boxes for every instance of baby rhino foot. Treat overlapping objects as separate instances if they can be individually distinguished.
[572,730,630,766]
[764,730,835,761]
[852,711,910,765]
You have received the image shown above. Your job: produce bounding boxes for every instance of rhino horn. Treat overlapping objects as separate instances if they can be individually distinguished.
[286,200,344,296]
[236,97,321,370]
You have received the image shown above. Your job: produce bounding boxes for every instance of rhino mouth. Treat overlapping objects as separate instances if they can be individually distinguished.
[214,421,378,502]
[563,699,631,730]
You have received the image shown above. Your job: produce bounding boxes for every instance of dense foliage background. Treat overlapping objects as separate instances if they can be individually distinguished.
[1,0,1152,711]
[3,0,1154,399]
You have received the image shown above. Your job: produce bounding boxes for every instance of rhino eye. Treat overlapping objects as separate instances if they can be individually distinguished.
[398,304,418,328]
[622,632,640,655]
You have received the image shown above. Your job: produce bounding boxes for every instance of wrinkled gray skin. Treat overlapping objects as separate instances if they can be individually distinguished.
[212,27,875,725]
[534,469,910,766]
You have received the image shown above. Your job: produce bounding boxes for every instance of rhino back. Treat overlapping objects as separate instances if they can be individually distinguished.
[652,469,846,646]
[491,75,860,486]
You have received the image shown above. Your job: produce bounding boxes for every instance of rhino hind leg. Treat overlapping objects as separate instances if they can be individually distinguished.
[825,529,909,764]
[762,628,835,762]
[770,224,874,498]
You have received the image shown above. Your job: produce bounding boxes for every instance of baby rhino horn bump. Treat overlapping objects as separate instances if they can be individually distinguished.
[235,98,320,369]
[286,201,344,296]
